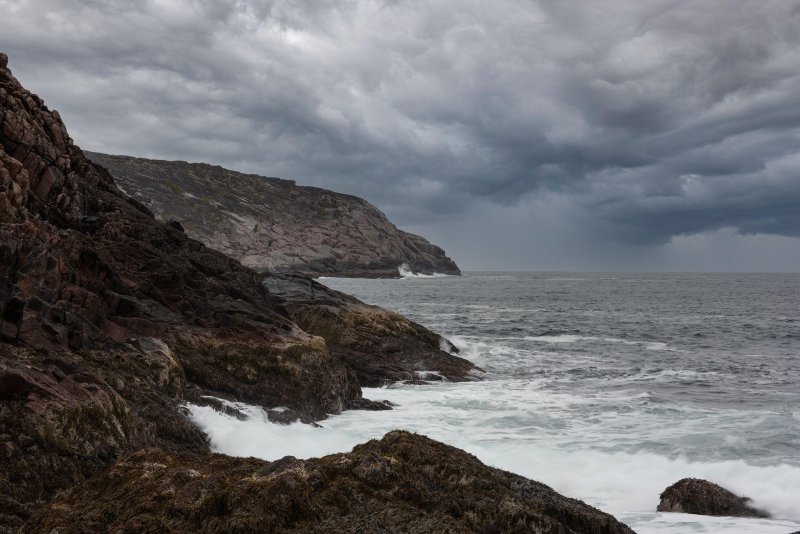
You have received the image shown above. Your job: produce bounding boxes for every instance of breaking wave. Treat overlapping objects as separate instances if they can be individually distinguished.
[398,263,448,278]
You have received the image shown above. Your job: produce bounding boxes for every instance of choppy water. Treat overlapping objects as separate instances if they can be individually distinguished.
[188,272,800,533]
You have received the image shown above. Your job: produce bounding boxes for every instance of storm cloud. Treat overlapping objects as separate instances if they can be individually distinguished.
[2,0,799,270]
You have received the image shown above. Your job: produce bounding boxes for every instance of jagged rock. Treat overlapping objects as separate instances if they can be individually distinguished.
[263,272,477,386]
[0,52,363,530]
[86,152,461,278]
[24,431,636,534]
[0,346,154,531]
[657,478,770,518]
[0,53,631,534]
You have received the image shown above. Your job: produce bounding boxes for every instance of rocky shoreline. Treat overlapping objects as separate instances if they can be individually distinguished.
[86,152,461,279]
[0,52,640,532]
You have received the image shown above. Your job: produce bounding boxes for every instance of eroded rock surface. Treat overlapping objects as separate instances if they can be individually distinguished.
[264,273,476,386]
[1,53,630,534]
[657,478,770,518]
[0,53,360,530]
[25,431,635,534]
[87,152,460,278]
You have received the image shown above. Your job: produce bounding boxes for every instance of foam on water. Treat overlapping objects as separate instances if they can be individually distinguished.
[525,334,676,351]
[186,387,800,532]
[189,273,800,534]
[397,263,448,278]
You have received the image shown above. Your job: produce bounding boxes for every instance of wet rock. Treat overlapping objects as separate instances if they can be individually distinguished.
[264,272,477,386]
[345,397,394,411]
[25,431,635,534]
[0,347,152,530]
[657,478,770,518]
[266,408,305,425]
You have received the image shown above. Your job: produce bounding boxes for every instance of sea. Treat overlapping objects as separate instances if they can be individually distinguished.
[187,272,800,533]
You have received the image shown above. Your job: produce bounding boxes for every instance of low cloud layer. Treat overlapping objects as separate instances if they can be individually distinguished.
[2,0,799,270]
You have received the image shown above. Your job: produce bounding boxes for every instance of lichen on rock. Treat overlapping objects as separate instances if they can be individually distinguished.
[24,431,636,534]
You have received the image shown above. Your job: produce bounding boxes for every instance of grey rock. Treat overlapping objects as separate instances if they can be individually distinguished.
[86,152,460,278]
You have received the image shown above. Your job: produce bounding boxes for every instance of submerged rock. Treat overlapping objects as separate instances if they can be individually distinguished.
[657,478,770,518]
[25,431,636,534]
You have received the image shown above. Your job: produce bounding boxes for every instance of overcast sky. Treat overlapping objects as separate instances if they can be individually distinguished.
[2,0,799,271]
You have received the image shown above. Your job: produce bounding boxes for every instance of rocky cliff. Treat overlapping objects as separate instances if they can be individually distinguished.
[0,53,632,533]
[86,152,460,278]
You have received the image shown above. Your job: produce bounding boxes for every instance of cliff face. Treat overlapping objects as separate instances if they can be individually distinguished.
[0,53,472,531]
[86,152,461,278]
[0,53,633,534]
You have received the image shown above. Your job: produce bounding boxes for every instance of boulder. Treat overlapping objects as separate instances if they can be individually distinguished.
[657,478,770,518]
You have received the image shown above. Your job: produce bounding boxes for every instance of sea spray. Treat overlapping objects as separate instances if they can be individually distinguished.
[186,391,800,531]
[397,263,448,278]
[187,272,800,534]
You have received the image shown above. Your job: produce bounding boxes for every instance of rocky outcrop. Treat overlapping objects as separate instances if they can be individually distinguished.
[0,53,631,534]
[657,478,770,518]
[0,53,468,530]
[264,273,475,386]
[25,430,635,534]
[86,152,460,278]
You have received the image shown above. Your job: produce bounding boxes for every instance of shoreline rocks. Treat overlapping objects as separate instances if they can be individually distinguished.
[263,272,477,386]
[0,51,469,531]
[24,431,636,534]
[657,478,770,518]
[1,52,632,534]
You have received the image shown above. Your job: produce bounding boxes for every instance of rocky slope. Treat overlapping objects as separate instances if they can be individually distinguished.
[0,52,472,531]
[86,152,460,278]
[26,431,634,534]
[0,52,633,533]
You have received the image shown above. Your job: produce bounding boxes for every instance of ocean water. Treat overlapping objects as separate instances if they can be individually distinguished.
[187,272,800,533]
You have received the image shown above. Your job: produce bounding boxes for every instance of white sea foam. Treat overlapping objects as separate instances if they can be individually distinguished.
[186,394,800,532]
[397,263,448,278]
[185,273,800,534]
[525,334,676,351]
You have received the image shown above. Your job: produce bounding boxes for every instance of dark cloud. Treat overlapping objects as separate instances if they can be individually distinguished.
[1,0,799,269]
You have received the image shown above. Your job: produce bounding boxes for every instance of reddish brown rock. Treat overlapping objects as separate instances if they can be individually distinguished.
[0,53,630,534]
[0,52,359,530]
[24,431,636,534]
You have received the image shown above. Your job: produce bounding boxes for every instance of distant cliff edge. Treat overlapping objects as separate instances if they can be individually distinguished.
[87,153,460,278]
